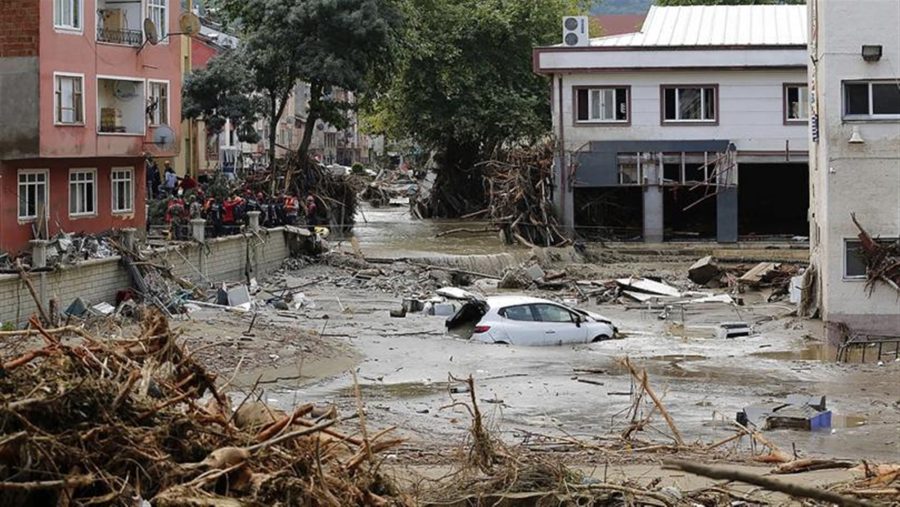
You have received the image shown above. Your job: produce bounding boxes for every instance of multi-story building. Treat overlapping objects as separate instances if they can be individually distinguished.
[534,5,809,243]
[0,0,182,253]
[807,0,900,341]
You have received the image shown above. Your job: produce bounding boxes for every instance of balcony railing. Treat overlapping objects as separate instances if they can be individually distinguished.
[97,27,143,46]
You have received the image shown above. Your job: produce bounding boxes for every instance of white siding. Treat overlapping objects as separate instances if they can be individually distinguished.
[556,69,809,154]
[809,0,900,333]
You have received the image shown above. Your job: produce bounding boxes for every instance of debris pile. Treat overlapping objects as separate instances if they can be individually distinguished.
[360,170,417,207]
[284,154,364,234]
[851,212,900,294]
[0,310,406,506]
[481,142,571,248]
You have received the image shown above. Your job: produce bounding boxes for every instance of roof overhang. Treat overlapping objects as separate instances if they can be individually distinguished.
[533,45,808,74]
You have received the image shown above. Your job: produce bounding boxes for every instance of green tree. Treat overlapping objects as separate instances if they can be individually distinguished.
[182,49,262,144]
[655,0,804,5]
[216,0,402,182]
[370,0,587,216]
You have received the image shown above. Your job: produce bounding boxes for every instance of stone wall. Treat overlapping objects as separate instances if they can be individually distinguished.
[0,228,289,326]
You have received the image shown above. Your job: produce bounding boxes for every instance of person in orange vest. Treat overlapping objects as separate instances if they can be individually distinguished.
[283,193,300,226]
[165,196,188,240]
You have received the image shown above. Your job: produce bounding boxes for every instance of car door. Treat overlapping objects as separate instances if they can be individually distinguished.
[496,304,541,345]
[531,304,589,345]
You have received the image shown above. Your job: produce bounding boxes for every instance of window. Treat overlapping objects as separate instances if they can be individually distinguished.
[844,81,900,119]
[325,133,337,148]
[18,171,48,220]
[55,74,84,125]
[69,169,96,216]
[148,0,168,39]
[54,0,82,30]
[112,168,134,213]
[500,305,535,322]
[576,87,629,123]
[663,85,717,123]
[532,304,575,323]
[845,238,899,279]
[148,81,169,125]
[785,84,809,122]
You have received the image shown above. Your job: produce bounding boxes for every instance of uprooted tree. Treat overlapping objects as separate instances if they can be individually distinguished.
[369,0,590,217]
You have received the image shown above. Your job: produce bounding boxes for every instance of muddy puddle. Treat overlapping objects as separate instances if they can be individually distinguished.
[751,344,834,361]
[335,381,448,399]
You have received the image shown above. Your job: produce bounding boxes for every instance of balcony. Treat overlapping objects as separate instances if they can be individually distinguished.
[97,27,143,46]
[97,1,144,47]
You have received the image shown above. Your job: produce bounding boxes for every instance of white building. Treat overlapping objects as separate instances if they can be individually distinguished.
[534,5,810,242]
[808,0,900,342]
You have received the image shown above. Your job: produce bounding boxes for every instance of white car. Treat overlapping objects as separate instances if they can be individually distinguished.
[446,296,617,346]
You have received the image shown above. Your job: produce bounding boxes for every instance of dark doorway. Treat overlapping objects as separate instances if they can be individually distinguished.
[574,187,643,241]
[738,163,809,238]
[664,186,717,241]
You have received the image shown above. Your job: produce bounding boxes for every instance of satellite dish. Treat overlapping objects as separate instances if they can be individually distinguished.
[114,81,139,101]
[144,18,159,45]
[178,12,201,36]
[152,124,176,150]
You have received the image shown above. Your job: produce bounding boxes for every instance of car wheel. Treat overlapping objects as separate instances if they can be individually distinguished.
[591,335,611,343]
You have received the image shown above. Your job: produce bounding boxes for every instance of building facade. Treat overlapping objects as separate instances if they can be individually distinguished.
[808,0,900,341]
[535,5,809,243]
[0,0,182,253]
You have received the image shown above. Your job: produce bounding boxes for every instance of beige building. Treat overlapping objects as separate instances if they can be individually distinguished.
[808,0,900,342]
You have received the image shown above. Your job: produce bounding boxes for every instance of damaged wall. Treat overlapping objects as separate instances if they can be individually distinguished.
[0,228,290,326]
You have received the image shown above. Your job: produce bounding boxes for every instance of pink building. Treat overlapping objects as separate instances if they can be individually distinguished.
[0,0,182,254]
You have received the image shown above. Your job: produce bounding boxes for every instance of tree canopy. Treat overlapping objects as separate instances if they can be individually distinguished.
[370,0,586,215]
[193,0,402,179]
[182,49,262,144]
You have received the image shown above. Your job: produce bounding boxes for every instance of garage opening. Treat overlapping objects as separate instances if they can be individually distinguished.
[664,186,717,241]
[738,163,809,238]
[574,187,643,241]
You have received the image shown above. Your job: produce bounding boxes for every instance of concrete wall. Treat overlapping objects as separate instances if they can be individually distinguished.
[0,57,39,159]
[809,0,900,340]
[0,228,290,327]
[554,69,809,154]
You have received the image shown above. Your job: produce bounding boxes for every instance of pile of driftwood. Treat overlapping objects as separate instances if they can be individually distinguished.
[851,213,900,294]
[0,310,406,506]
[283,155,364,235]
[421,363,899,506]
[480,142,571,248]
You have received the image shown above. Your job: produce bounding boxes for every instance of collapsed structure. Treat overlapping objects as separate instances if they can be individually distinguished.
[534,5,810,243]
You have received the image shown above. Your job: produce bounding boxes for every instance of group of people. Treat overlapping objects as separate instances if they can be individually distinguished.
[163,186,323,240]
[146,155,199,199]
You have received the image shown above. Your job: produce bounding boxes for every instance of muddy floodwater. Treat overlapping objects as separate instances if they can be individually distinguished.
[352,204,511,257]
[259,205,900,462]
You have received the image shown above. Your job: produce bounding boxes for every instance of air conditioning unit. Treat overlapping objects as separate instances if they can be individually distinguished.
[562,16,589,47]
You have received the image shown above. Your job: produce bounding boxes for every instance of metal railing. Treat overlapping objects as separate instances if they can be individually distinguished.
[97,27,143,46]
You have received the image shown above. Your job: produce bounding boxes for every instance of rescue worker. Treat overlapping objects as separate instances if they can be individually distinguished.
[283,192,300,226]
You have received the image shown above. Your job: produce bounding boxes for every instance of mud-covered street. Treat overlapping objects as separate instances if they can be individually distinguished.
[204,206,900,463]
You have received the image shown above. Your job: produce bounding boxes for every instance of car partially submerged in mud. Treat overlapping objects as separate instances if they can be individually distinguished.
[446,295,617,346]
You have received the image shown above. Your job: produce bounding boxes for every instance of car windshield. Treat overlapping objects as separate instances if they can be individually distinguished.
[532,304,574,323]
